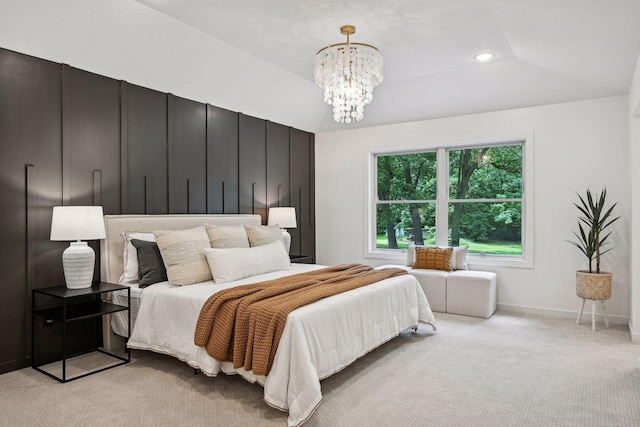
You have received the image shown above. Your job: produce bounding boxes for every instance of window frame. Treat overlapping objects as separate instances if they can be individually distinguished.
[366,133,534,269]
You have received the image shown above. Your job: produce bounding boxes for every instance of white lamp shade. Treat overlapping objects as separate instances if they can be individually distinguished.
[50,206,105,289]
[268,207,297,228]
[50,206,106,241]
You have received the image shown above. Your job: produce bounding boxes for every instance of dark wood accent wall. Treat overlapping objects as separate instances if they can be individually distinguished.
[267,122,291,208]
[0,50,64,373]
[0,47,316,374]
[290,129,316,257]
[62,65,121,213]
[207,106,239,214]
[123,83,169,214]
[239,114,267,223]
[168,95,207,214]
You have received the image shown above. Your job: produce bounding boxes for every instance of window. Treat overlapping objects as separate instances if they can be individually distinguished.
[376,151,437,250]
[369,138,533,268]
[448,145,523,255]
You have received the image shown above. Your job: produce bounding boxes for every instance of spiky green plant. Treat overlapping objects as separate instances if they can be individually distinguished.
[568,188,619,273]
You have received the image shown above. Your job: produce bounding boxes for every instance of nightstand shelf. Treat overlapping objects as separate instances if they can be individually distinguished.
[32,282,130,383]
[34,301,127,323]
[290,254,315,264]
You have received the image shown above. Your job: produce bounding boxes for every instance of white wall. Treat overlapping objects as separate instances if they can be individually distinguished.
[628,53,640,341]
[0,0,324,133]
[316,96,630,321]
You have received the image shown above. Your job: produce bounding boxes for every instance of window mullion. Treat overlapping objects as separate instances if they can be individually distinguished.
[377,200,436,204]
[449,198,523,203]
[436,148,448,246]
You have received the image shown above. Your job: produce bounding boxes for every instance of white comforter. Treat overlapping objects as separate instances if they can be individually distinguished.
[127,264,436,426]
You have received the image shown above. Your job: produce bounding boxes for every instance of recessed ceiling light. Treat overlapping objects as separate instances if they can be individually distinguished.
[474,52,495,62]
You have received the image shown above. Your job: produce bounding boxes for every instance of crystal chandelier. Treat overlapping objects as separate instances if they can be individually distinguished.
[314,25,383,124]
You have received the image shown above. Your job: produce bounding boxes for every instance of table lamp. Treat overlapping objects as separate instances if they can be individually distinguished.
[268,207,297,229]
[50,206,106,289]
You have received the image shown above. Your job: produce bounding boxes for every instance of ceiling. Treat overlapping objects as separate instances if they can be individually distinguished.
[135,0,640,133]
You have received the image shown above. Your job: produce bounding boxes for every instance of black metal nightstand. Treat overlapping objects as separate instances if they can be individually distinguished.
[32,282,130,382]
[290,255,315,264]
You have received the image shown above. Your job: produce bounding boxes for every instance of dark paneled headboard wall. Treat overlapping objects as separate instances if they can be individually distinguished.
[0,47,315,374]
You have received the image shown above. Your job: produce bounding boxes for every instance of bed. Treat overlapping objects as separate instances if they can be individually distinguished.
[101,214,436,426]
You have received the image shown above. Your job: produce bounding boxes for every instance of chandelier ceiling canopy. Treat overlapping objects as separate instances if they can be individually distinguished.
[313,25,383,124]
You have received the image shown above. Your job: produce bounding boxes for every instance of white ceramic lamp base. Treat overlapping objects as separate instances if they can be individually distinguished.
[62,241,95,289]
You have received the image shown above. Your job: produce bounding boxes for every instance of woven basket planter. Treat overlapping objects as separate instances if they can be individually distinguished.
[576,271,612,300]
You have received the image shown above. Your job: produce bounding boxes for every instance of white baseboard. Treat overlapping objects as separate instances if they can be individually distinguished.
[629,321,640,343]
[497,302,628,325]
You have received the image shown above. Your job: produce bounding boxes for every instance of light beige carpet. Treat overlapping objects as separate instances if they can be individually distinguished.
[1,311,639,427]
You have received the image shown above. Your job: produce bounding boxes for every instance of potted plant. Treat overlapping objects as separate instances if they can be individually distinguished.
[568,188,620,300]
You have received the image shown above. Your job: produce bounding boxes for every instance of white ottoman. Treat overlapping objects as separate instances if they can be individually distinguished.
[405,268,447,313]
[446,270,497,318]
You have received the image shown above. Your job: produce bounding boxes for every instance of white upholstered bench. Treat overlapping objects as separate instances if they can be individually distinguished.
[378,265,497,318]
[377,245,497,319]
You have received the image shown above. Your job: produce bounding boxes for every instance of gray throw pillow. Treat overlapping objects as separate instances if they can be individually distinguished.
[244,224,284,248]
[131,239,167,288]
[205,224,250,248]
[153,226,212,286]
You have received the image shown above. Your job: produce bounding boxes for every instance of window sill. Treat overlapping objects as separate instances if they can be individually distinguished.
[366,249,533,269]
[467,254,533,269]
[365,249,406,263]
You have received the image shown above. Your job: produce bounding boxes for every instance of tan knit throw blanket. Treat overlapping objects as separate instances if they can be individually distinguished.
[194,263,407,376]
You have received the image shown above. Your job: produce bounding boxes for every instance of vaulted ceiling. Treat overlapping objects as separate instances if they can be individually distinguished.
[136,0,640,133]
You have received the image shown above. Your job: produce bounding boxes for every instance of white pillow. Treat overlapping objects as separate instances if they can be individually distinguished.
[406,244,469,271]
[118,231,155,284]
[452,246,469,270]
[154,226,212,286]
[204,241,290,284]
